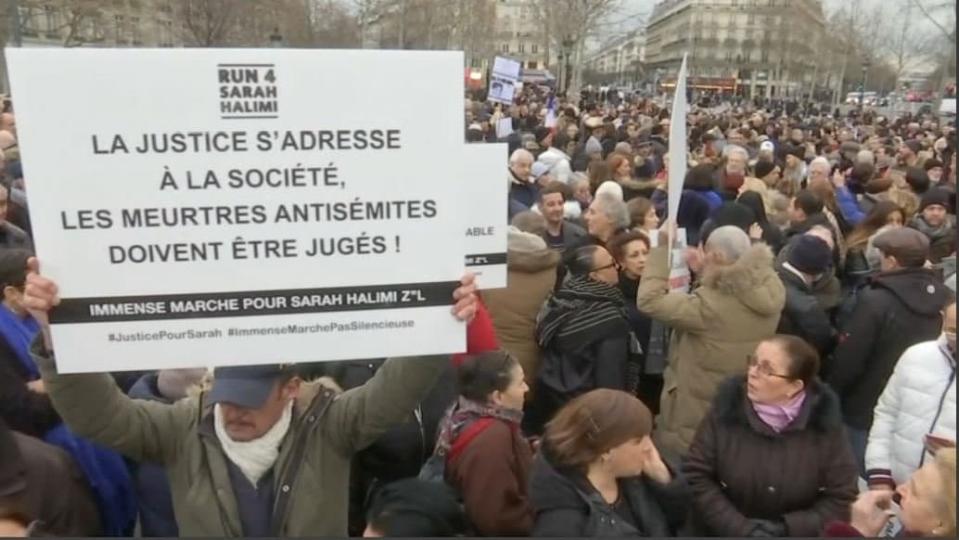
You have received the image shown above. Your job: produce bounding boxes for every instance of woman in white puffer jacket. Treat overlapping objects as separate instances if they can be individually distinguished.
[865,302,956,489]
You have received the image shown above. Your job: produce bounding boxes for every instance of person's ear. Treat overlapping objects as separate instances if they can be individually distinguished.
[281,377,302,400]
[2,285,19,303]
[789,379,805,398]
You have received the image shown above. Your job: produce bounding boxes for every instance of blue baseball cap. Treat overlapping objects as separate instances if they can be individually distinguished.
[209,364,295,409]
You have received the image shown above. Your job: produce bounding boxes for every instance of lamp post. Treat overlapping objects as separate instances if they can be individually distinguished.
[557,50,566,94]
[859,60,870,112]
[269,27,283,48]
[561,37,574,96]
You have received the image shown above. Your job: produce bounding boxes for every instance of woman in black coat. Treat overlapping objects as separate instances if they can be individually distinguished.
[683,335,858,537]
[529,389,690,537]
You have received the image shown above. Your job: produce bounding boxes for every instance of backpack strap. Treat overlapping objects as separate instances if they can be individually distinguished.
[447,418,496,465]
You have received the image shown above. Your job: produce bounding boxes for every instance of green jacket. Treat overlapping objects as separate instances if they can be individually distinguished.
[32,340,448,537]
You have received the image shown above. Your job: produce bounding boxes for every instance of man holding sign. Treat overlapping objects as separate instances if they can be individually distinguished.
[24,258,478,537]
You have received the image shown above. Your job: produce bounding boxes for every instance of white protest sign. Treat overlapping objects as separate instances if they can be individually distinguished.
[648,227,690,293]
[463,144,508,289]
[7,48,469,373]
[496,117,514,139]
[489,56,522,105]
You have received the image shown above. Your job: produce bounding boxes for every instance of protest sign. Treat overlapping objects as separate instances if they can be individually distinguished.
[7,48,471,373]
[648,227,691,294]
[489,56,521,105]
[463,144,508,289]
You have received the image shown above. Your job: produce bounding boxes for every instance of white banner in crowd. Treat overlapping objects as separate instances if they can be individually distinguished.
[463,144,509,289]
[666,53,688,227]
[7,48,475,373]
[488,56,521,105]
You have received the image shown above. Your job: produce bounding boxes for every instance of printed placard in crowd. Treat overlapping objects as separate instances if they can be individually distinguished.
[488,56,521,105]
[7,48,470,373]
[463,144,509,289]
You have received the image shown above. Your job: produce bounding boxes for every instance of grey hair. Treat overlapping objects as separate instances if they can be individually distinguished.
[704,225,751,263]
[724,144,749,161]
[809,156,831,175]
[569,172,589,189]
[594,192,630,230]
[509,148,535,166]
[856,149,875,165]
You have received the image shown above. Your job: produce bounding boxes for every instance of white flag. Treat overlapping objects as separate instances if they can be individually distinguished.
[667,53,688,224]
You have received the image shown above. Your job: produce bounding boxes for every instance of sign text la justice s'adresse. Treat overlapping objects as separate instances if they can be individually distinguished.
[6,48,505,373]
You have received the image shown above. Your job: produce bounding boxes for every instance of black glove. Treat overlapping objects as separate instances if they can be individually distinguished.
[744,519,787,537]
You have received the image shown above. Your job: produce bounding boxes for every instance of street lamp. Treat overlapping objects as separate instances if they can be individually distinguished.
[269,27,283,48]
[561,37,574,95]
[859,60,871,111]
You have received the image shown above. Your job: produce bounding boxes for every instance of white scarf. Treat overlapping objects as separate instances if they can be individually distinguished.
[214,401,293,487]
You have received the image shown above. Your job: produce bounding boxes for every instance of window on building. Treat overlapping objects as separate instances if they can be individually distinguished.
[114,14,125,43]
[761,49,770,63]
[528,61,538,69]
[518,42,525,53]
[501,43,509,53]
[130,16,142,44]
[43,5,59,34]
[531,43,538,54]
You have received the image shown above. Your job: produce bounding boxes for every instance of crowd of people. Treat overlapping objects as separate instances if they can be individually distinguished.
[0,80,956,538]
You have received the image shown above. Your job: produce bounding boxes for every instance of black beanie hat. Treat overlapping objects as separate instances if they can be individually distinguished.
[919,188,951,213]
[754,159,777,179]
[787,235,833,275]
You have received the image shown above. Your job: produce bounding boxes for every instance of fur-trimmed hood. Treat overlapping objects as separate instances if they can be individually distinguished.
[712,376,843,435]
[701,243,785,316]
[507,228,561,273]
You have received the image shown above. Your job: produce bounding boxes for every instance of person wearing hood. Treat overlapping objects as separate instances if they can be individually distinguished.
[23,259,480,537]
[127,368,207,537]
[528,389,690,537]
[775,235,837,356]
[865,301,956,493]
[525,245,634,435]
[684,336,857,537]
[910,188,956,264]
[826,227,951,476]
[537,132,574,184]
[638,225,786,457]
[584,117,606,161]
[484,226,561,386]
[508,149,538,220]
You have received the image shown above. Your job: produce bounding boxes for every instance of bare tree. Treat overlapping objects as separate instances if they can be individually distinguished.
[535,0,621,95]
[174,0,240,46]
[16,0,111,47]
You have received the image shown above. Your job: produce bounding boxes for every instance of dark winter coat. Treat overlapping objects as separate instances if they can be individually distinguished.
[0,221,32,251]
[446,418,534,536]
[0,419,102,536]
[0,337,59,438]
[775,236,843,312]
[826,268,950,430]
[127,374,179,537]
[528,448,690,537]
[775,262,837,356]
[683,377,858,537]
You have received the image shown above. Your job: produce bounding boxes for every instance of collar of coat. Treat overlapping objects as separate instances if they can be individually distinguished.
[196,377,342,439]
[699,243,783,315]
[713,376,843,436]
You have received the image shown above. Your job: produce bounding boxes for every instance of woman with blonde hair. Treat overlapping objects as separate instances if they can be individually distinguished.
[528,389,690,537]
[825,448,956,537]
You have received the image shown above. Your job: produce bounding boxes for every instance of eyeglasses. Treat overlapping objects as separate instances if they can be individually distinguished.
[591,261,619,272]
[746,354,794,380]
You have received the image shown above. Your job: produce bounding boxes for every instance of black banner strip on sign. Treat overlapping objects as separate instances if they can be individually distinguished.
[216,64,276,67]
[50,281,459,324]
[465,253,508,266]
[221,115,279,120]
